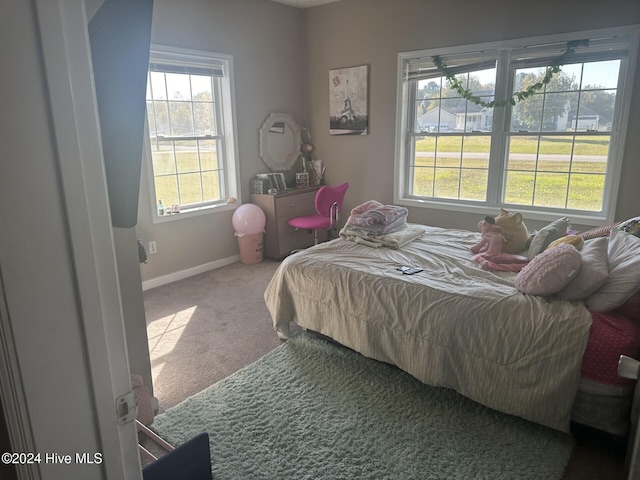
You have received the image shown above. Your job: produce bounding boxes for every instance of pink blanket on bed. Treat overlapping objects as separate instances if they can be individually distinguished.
[345,200,408,235]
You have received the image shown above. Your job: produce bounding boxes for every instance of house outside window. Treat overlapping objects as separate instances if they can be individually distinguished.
[144,45,240,221]
[394,26,639,223]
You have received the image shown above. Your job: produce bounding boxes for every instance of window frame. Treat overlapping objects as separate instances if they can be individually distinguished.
[394,26,640,224]
[144,45,241,223]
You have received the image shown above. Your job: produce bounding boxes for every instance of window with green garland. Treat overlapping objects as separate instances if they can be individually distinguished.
[394,26,639,222]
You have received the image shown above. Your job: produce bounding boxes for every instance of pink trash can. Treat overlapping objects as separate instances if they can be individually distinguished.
[236,232,264,264]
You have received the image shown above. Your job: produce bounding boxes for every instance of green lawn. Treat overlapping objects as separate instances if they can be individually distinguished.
[151,137,608,211]
[151,149,221,208]
[412,135,608,210]
[416,135,609,156]
[411,161,605,210]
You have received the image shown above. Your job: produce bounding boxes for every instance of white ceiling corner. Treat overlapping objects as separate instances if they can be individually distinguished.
[268,0,341,8]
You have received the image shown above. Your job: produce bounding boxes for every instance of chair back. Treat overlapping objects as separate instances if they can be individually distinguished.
[142,432,212,480]
[315,183,349,218]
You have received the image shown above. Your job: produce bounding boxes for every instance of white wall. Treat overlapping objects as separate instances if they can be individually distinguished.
[305,0,640,233]
[113,227,153,389]
[139,0,640,285]
[137,0,307,282]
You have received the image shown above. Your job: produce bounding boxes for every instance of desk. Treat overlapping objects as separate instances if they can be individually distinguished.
[251,187,324,259]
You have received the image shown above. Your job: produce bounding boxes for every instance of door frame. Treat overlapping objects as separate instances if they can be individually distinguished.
[35,0,142,477]
[0,1,142,478]
[0,269,36,479]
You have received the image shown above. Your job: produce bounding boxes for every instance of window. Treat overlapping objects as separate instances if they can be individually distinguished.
[145,45,239,220]
[395,27,639,222]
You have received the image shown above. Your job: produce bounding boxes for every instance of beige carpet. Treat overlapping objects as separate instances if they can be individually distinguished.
[142,258,626,479]
[144,259,285,412]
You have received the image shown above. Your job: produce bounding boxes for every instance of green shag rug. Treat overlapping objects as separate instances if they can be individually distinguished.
[152,334,574,479]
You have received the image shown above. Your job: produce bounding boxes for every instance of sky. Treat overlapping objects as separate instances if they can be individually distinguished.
[472,59,620,90]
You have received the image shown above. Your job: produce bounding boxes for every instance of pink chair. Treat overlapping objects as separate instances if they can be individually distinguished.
[288,182,349,246]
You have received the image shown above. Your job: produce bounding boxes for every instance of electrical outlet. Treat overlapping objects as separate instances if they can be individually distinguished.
[148,241,157,254]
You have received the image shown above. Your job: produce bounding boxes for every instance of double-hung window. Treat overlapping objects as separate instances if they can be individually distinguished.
[395,26,639,222]
[145,45,240,220]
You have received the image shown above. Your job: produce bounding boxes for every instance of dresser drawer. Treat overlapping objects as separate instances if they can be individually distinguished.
[278,230,315,256]
[275,191,317,217]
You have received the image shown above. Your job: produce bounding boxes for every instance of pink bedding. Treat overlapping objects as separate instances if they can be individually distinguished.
[582,291,640,387]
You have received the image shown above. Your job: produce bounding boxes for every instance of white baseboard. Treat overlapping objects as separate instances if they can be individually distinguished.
[141,254,240,291]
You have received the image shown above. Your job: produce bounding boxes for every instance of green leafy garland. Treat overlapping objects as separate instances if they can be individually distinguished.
[432,39,589,108]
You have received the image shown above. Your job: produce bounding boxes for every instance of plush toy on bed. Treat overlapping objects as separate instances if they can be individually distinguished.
[492,209,529,254]
[471,211,530,272]
[471,210,529,255]
[471,217,505,255]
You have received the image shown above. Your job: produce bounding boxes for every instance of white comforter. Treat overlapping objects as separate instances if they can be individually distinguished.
[264,225,593,431]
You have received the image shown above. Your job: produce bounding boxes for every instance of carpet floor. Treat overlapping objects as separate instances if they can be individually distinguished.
[151,333,574,480]
[143,259,627,479]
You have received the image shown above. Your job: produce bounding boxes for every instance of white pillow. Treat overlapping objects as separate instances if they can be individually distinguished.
[528,217,569,259]
[585,229,640,312]
[557,237,609,301]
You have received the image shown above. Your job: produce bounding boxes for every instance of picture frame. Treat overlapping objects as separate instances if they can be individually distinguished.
[267,172,287,193]
[329,65,369,135]
[275,172,287,191]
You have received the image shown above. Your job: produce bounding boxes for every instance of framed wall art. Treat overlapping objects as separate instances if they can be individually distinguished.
[329,65,368,135]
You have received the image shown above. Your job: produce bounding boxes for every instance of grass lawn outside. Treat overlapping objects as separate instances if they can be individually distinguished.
[416,135,609,156]
[151,147,222,209]
[412,134,608,210]
[150,136,609,212]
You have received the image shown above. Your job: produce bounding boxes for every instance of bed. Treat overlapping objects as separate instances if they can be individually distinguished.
[264,223,640,434]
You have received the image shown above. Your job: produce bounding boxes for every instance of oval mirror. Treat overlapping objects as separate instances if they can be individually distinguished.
[259,113,301,172]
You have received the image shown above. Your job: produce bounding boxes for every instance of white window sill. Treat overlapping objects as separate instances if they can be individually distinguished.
[394,195,611,227]
[152,201,237,224]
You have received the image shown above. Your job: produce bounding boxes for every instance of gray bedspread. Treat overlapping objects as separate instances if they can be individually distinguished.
[264,225,593,431]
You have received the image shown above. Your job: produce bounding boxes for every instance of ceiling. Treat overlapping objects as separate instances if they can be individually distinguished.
[268,0,341,8]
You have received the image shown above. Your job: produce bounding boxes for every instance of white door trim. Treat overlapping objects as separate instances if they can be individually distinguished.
[0,268,39,479]
[33,0,141,478]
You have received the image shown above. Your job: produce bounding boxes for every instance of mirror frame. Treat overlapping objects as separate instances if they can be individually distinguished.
[258,112,301,172]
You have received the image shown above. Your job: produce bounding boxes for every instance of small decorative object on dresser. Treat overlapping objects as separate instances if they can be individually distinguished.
[250,175,271,195]
[295,172,310,189]
[311,159,325,186]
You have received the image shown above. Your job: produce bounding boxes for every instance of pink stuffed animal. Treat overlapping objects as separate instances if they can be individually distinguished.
[471,216,529,272]
[471,217,504,255]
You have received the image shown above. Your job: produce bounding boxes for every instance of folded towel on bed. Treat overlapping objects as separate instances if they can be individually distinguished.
[339,224,425,249]
[345,200,409,236]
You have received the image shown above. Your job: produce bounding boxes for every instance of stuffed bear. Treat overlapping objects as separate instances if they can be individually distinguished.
[492,209,529,254]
